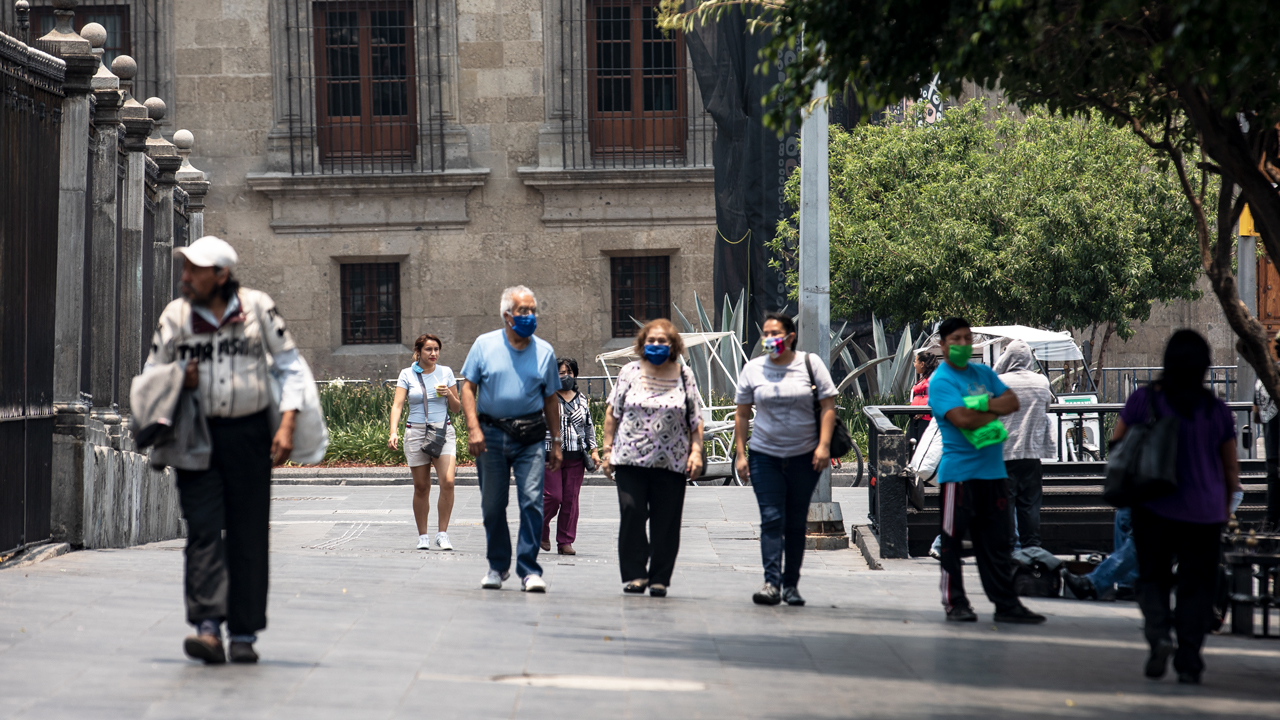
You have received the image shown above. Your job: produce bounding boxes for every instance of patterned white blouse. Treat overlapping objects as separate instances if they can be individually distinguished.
[607,361,703,474]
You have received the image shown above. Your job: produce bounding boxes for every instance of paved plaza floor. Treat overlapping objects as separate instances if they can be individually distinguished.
[2,485,1279,719]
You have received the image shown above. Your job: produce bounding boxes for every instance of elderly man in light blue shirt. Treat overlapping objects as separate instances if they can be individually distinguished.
[461,285,562,592]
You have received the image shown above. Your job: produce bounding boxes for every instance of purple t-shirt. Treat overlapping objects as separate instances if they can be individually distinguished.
[1119,387,1235,524]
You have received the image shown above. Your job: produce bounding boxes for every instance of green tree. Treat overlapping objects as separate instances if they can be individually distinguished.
[772,100,1203,355]
[663,1,1280,398]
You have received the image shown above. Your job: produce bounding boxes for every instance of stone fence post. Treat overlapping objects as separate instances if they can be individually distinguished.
[144,97,180,329]
[85,21,121,423]
[113,54,153,415]
[174,129,209,240]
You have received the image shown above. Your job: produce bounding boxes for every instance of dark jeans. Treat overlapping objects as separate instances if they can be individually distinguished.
[476,424,545,579]
[1131,507,1222,677]
[174,410,272,636]
[937,478,1021,614]
[1266,416,1280,525]
[615,465,686,586]
[1005,458,1043,549]
[750,451,820,588]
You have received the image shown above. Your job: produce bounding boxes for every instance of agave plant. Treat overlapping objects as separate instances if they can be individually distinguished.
[841,315,930,400]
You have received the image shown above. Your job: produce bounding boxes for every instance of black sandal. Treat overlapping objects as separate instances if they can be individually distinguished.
[623,579,648,594]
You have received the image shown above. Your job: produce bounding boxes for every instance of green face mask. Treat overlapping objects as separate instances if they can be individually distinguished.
[948,344,973,368]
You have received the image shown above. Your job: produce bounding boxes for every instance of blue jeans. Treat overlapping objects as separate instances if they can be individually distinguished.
[477,424,545,579]
[750,451,820,588]
[1088,507,1137,591]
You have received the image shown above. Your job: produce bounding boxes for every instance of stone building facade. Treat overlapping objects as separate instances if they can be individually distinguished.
[137,0,716,379]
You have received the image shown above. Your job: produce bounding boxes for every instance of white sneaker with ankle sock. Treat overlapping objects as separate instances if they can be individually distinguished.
[416,534,431,550]
[434,531,453,551]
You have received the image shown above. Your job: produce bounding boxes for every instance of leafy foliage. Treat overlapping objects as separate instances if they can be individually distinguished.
[772,100,1203,340]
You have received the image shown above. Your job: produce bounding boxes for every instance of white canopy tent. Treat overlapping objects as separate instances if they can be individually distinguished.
[970,325,1085,362]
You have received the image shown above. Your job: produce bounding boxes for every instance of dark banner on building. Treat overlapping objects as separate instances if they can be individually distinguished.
[686,9,798,343]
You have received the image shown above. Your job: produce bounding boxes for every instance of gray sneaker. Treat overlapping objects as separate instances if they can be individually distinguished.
[752,583,781,606]
[781,586,806,606]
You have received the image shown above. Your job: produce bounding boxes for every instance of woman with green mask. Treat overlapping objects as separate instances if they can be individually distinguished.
[928,318,1046,625]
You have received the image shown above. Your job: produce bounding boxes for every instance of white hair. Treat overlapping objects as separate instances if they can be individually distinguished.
[500,285,537,316]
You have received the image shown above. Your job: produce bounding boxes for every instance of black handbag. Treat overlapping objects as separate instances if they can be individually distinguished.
[480,411,548,446]
[1103,389,1180,508]
[413,370,449,458]
[805,352,854,459]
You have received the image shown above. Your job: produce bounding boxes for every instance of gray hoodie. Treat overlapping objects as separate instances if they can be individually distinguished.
[993,340,1055,460]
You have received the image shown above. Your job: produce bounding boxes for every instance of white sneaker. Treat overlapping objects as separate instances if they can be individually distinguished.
[416,535,431,550]
[522,574,547,593]
[481,569,510,589]
[434,532,453,551]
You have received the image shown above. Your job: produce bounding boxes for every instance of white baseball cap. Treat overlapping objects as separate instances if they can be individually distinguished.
[174,235,238,269]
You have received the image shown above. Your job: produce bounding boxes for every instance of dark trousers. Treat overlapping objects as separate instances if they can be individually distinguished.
[749,451,820,588]
[174,411,272,635]
[937,478,1021,614]
[543,457,585,545]
[1266,416,1280,525]
[1005,458,1043,548]
[1132,507,1222,677]
[615,465,686,586]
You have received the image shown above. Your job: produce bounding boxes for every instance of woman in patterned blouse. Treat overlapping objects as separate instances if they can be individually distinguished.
[602,319,704,597]
[541,357,599,556]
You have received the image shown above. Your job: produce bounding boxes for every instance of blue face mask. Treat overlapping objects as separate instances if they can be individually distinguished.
[412,361,425,373]
[509,313,537,338]
[643,343,671,365]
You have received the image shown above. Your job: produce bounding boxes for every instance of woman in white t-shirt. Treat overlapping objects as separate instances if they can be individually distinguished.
[389,334,461,550]
[733,312,838,607]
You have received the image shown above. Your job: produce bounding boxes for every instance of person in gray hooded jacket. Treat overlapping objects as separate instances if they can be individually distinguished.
[993,340,1055,549]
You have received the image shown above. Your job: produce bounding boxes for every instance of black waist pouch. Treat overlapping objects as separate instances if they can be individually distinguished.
[479,411,547,446]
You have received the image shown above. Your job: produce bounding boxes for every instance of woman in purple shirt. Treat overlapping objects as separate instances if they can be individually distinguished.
[1112,330,1240,684]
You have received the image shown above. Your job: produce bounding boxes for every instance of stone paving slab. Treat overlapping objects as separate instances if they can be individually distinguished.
[2,486,1279,719]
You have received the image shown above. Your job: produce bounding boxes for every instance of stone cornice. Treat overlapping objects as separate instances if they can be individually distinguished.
[516,166,715,228]
[0,30,67,94]
[245,169,491,234]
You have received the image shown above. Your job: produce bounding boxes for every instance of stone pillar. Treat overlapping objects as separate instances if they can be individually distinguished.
[37,0,99,411]
[174,129,210,241]
[114,54,154,415]
[84,22,122,419]
[144,97,181,330]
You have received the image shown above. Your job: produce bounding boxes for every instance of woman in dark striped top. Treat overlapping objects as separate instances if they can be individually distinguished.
[541,358,599,555]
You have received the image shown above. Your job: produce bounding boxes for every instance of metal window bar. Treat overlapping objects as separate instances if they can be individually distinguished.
[284,0,446,175]
[340,262,402,344]
[610,255,670,337]
[558,0,714,169]
[16,1,162,102]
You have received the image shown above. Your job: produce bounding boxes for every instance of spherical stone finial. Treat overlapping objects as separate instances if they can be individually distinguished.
[16,1,31,12]
[144,97,166,121]
[173,129,194,150]
[111,54,137,80]
[81,22,106,48]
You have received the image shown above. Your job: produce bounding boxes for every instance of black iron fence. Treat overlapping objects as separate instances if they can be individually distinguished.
[1047,366,1238,403]
[552,0,715,169]
[0,32,63,555]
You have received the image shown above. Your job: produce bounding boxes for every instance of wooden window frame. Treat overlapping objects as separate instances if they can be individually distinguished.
[313,1,417,162]
[340,262,402,345]
[587,0,686,159]
[610,255,671,338]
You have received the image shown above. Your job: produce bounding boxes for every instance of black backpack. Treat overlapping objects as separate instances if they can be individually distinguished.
[1014,560,1062,598]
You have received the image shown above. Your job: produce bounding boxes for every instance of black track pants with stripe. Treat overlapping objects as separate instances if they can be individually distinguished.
[938,478,1021,614]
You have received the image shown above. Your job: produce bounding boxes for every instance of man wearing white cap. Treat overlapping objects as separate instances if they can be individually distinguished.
[145,236,307,664]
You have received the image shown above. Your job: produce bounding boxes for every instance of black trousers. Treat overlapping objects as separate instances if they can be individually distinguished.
[1005,458,1043,548]
[175,410,273,635]
[615,465,686,586]
[1265,416,1280,525]
[938,478,1021,614]
[1131,507,1222,676]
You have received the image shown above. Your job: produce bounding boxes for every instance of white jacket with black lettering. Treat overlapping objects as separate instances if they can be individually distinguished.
[145,288,306,419]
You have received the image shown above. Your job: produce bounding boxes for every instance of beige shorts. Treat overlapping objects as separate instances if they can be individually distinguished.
[404,421,457,467]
